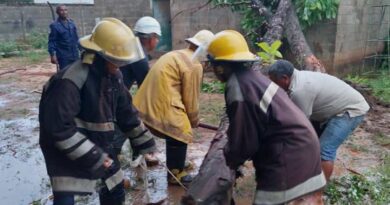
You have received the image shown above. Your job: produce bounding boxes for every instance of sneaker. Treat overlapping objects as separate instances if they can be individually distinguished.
[168,169,193,186]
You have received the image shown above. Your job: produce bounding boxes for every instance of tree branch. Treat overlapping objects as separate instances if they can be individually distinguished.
[212,0,252,8]
[261,0,291,44]
[250,0,272,22]
[171,0,212,22]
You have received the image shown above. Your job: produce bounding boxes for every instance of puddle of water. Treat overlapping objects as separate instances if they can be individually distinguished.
[0,98,8,108]
[0,118,51,205]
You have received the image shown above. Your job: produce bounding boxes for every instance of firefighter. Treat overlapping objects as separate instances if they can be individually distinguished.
[206,30,326,204]
[39,18,156,205]
[120,16,161,89]
[118,16,161,166]
[133,30,214,185]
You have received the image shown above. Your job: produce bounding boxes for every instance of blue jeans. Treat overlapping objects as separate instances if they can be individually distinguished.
[320,113,364,161]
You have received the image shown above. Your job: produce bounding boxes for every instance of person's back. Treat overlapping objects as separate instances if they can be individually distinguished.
[291,70,369,122]
[207,30,325,205]
[134,30,214,185]
[134,48,203,143]
[268,60,369,182]
[225,69,324,202]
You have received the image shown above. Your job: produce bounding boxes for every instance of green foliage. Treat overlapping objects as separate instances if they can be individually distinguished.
[325,169,390,204]
[0,41,19,54]
[211,0,340,45]
[346,73,390,103]
[26,31,48,49]
[21,50,47,64]
[345,74,369,85]
[295,0,340,28]
[201,80,225,94]
[256,40,283,65]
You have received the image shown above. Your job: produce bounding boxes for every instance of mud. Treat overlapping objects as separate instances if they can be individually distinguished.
[0,58,388,204]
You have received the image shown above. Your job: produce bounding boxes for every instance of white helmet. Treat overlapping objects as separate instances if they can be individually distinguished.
[134,16,162,36]
[185,30,214,47]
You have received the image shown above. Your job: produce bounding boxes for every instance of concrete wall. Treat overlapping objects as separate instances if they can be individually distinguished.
[0,0,151,40]
[334,0,390,74]
[0,0,240,49]
[305,19,337,74]
[170,0,240,49]
[1,0,388,75]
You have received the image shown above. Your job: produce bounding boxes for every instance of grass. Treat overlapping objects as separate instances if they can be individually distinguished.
[325,154,390,204]
[346,73,390,104]
[201,80,225,94]
[199,94,225,125]
[21,50,47,64]
[373,132,390,147]
[0,31,48,64]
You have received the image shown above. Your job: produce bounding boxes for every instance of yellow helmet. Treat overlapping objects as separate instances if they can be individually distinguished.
[79,18,144,64]
[186,30,215,47]
[207,30,257,62]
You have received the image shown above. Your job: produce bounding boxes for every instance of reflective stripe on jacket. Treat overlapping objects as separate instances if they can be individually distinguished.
[224,68,326,204]
[39,56,155,194]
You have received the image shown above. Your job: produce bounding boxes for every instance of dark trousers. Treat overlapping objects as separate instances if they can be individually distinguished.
[53,193,74,205]
[53,183,125,205]
[166,137,187,171]
[53,154,125,205]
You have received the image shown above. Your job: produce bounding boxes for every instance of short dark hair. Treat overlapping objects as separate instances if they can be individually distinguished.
[268,60,294,79]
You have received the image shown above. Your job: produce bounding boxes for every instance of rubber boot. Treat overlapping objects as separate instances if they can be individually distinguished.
[99,182,125,205]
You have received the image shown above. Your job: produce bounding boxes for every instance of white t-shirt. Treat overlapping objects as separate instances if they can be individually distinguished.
[288,69,370,122]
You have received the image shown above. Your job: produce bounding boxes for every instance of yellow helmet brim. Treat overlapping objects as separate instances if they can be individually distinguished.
[213,51,257,62]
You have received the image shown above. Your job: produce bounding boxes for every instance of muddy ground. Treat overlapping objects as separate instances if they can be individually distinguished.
[0,57,388,205]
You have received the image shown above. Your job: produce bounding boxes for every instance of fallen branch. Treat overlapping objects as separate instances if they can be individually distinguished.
[182,115,235,205]
[0,68,26,76]
[32,90,42,94]
[337,158,365,177]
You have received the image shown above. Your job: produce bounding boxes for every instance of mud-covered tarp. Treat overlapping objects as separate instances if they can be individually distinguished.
[182,116,236,205]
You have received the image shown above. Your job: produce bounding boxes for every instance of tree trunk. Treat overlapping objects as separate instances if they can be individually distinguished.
[284,3,326,72]
[251,0,326,72]
[260,0,291,45]
[182,115,235,205]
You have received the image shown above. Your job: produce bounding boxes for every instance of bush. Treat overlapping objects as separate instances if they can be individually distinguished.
[0,41,19,54]
[346,73,390,103]
[26,31,48,49]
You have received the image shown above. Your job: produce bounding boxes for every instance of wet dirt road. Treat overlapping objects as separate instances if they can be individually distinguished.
[0,58,388,204]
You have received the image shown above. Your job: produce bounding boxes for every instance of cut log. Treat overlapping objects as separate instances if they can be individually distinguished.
[182,115,236,205]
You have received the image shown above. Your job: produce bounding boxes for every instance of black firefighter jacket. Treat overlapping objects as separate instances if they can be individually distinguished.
[39,56,156,194]
[224,68,326,205]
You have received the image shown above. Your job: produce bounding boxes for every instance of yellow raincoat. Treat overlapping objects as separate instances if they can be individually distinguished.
[133,48,203,144]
